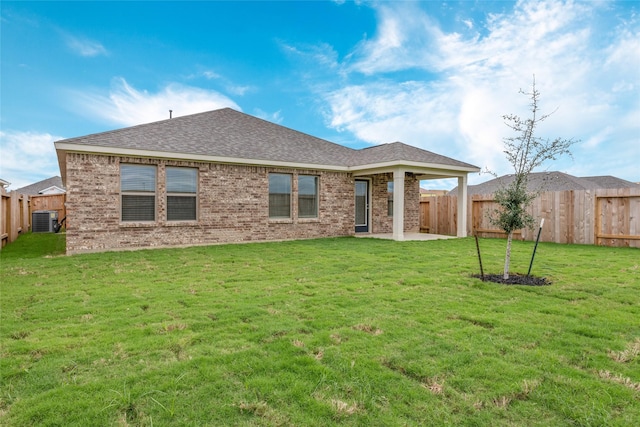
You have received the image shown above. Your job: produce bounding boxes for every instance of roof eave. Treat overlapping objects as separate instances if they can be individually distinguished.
[350,160,480,177]
[55,144,68,186]
[54,143,481,179]
[54,142,350,172]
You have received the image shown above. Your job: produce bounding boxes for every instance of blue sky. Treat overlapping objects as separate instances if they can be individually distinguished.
[1,0,639,190]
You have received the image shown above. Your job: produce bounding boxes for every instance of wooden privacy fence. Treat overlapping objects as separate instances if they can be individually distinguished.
[420,187,640,248]
[1,188,29,248]
[420,196,457,236]
[0,189,66,249]
[30,194,67,227]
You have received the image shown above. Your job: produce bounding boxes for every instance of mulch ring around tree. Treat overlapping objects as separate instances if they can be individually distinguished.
[472,273,551,286]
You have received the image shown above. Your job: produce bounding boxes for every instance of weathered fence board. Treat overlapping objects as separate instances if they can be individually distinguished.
[1,191,67,249]
[420,188,640,247]
[595,189,640,247]
[419,199,430,232]
[1,188,29,248]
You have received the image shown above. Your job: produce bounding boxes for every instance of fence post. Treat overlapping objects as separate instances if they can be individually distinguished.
[23,195,31,232]
[8,191,20,243]
[0,188,6,247]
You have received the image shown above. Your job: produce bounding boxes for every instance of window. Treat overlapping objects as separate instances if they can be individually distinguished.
[121,164,156,222]
[167,167,197,221]
[387,181,394,216]
[298,175,318,218]
[269,173,291,218]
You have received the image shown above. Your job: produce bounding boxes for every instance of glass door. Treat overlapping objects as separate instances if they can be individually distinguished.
[355,180,369,232]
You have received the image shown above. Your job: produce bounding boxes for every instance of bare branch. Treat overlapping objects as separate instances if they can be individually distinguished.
[489,75,578,279]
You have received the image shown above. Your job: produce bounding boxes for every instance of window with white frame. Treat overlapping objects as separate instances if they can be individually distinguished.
[166,167,197,221]
[121,164,156,222]
[269,173,291,218]
[298,175,318,218]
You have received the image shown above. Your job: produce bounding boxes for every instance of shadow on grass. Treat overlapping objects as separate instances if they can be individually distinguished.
[471,273,551,286]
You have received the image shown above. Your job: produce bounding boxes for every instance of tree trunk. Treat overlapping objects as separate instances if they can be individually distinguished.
[504,230,513,280]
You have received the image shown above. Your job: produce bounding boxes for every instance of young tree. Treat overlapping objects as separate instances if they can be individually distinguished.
[491,76,577,279]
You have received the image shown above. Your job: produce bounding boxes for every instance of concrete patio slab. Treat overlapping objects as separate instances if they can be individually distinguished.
[355,232,457,241]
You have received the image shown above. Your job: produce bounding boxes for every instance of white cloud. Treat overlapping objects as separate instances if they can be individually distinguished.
[281,41,341,75]
[326,81,458,144]
[188,69,255,96]
[0,131,64,190]
[201,70,221,80]
[64,34,108,57]
[253,109,283,124]
[314,0,640,183]
[226,85,253,96]
[347,2,443,74]
[71,77,241,126]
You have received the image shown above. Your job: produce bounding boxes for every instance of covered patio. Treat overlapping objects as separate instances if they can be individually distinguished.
[350,142,480,241]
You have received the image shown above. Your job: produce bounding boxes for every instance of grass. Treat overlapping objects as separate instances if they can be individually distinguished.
[1,232,639,426]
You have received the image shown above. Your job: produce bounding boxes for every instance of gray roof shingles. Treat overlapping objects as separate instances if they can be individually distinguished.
[580,175,640,189]
[16,176,65,195]
[57,108,478,170]
[352,141,478,169]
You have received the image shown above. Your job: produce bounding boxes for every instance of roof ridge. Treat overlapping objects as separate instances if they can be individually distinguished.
[228,109,358,151]
[56,108,235,143]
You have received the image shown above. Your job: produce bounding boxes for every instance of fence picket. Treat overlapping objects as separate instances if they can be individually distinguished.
[420,188,640,247]
[1,189,67,249]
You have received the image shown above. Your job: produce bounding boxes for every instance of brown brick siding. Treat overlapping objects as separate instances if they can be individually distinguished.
[65,153,356,254]
[64,154,422,254]
[403,174,420,233]
[369,173,420,234]
[371,174,392,233]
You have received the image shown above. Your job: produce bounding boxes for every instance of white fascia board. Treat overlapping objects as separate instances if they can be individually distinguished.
[350,160,480,177]
[415,170,473,179]
[54,143,350,172]
[55,147,68,185]
[39,186,66,194]
[54,143,481,176]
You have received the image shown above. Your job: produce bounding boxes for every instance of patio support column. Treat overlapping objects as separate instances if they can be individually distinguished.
[457,174,468,237]
[393,168,405,241]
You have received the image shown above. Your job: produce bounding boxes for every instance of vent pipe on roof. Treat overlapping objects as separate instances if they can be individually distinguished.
[169,109,173,119]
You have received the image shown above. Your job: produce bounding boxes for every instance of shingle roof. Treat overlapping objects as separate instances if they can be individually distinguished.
[16,176,65,195]
[352,141,478,169]
[451,171,640,195]
[580,175,640,189]
[56,108,479,171]
[58,108,355,166]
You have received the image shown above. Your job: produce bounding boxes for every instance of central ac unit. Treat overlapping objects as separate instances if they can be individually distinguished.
[32,211,58,233]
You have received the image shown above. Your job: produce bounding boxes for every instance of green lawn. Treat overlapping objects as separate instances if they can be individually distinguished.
[1,233,639,426]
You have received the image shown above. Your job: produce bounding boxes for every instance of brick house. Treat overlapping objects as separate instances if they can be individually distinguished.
[55,108,479,254]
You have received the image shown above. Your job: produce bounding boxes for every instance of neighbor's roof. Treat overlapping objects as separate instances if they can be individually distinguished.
[55,108,479,175]
[450,171,640,195]
[15,176,65,195]
[580,175,640,189]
